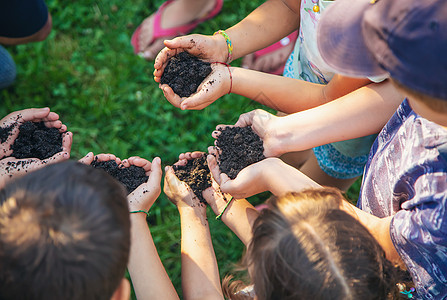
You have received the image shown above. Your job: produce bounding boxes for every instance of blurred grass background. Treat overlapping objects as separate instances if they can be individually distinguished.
[0,0,360,298]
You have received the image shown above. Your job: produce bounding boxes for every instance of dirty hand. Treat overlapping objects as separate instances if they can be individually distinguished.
[0,107,70,159]
[0,147,71,190]
[206,147,275,199]
[164,161,206,211]
[153,33,228,82]
[211,109,283,157]
[124,156,163,212]
[160,63,231,110]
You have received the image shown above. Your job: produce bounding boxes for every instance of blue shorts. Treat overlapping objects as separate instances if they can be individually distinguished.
[313,135,377,179]
[0,45,16,89]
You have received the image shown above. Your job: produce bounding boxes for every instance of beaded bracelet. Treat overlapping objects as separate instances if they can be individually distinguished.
[213,62,232,94]
[213,30,233,64]
[216,197,234,220]
[130,210,150,218]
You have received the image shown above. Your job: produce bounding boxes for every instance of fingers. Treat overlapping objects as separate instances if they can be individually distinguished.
[125,156,152,172]
[180,87,212,110]
[79,152,94,164]
[94,153,121,165]
[147,157,162,189]
[234,111,255,127]
[160,84,184,108]
[207,154,221,185]
[18,107,52,122]
[61,132,73,154]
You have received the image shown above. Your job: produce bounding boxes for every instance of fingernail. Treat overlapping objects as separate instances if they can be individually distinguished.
[154,157,161,163]
[165,166,169,172]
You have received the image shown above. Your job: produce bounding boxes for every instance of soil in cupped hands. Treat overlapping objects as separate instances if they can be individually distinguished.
[91,158,148,195]
[173,155,212,204]
[216,127,265,180]
[160,52,212,97]
[11,121,63,160]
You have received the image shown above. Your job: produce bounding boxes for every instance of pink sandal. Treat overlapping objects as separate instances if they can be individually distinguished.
[131,0,224,54]
[250,31,298,75]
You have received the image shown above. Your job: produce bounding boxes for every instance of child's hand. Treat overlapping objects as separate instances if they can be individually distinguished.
[78,152,121,165]
[212,109,283,157]
[153,33,228,82]
[207,147,276,199]
[160,63,231,110]
[163,155,206,211]
[0,149,71,189]
[0,107,70,159]
[124,157,162,212]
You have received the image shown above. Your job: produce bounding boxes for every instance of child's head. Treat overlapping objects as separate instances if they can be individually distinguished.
[317,0,447,107]
[0,161,131,300]
[225,188,397,300]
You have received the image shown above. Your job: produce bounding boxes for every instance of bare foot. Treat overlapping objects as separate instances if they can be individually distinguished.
[242,34,296,74]
[136,0,217,60]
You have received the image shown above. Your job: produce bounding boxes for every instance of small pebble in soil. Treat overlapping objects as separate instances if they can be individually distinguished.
[160,52,212,97]
[91,158,148,195]
[173,155,212,204]
[11,121,63,160]
[216,127,265,180]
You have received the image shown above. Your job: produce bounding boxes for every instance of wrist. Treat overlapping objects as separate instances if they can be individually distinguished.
[213,30,233,64]
[211,34,228,63]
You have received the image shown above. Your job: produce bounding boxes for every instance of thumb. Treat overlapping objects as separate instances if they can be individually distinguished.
[164,36,194,49]
[78,152,94,164]
[148,157,162,187]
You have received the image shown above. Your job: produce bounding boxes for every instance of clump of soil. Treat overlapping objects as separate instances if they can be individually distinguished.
[0,123,15,143]
[160,52,212,97]
[90,158,148,195]
[11,121,62,160]
[173,155,212,203]
[216,127,265,179]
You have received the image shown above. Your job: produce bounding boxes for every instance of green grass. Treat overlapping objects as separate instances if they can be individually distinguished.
[0,0,360,298]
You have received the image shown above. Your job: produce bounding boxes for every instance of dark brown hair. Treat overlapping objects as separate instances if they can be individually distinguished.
[224,188,398,300]
[0,161,131,300]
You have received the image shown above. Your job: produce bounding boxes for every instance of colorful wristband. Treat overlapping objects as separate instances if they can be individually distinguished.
[130,210,150,218]
[216,197,234,220]
[213,30,233,64]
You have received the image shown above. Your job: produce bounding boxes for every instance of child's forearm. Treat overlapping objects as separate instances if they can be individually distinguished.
[213,197,259,246]
[269,80,403,155]
[226,0,300,60]
[179,207,223,300]
[231,67,325,113]
[128,214,179,300]
[266,158,321,195]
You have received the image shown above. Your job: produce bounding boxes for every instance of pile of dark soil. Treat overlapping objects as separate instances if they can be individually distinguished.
[91,159,148,195]
[173,155,212,203]
[11,121,62,160]
[0,123,15,144]
[216,127,265,180]
[160,52,212,97]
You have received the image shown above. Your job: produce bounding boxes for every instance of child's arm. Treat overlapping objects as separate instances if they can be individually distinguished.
[166,66,371,111]
[207,152,319,199]
[223,80,403,157]
[154,0,299,77]
[340,201,402,266]
[164,158,223,300]
[125,157,180,300]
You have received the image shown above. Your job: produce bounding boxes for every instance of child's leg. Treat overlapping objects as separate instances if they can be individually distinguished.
[0,46,16,89]
[299,152,358,191]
